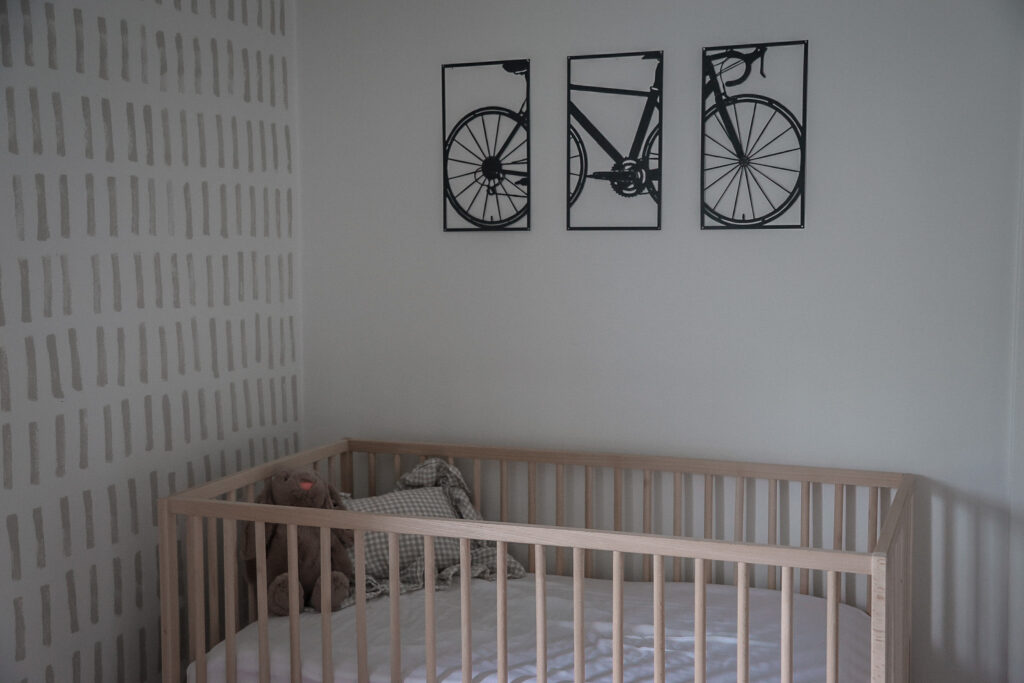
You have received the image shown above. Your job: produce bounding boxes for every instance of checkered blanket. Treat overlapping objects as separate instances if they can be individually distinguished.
[339,458,525,606]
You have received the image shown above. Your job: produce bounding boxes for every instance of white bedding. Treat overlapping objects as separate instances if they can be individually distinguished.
[189,575,870,682]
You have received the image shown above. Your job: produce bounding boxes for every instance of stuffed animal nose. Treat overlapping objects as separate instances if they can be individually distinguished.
[299,481,314,491]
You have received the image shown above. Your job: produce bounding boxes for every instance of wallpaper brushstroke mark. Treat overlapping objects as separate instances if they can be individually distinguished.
[0,1,300,681]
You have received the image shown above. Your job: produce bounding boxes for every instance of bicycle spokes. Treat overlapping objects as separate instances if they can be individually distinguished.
[444,106,529,228]
[703,94,802,227]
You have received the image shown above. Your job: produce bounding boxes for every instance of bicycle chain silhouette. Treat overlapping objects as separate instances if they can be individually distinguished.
[567,51,662,209]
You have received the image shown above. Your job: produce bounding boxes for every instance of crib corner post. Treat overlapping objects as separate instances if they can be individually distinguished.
[158,498,181,683]
[869,554,888,683]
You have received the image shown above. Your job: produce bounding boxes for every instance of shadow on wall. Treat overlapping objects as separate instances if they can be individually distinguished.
[914,479,1010,682]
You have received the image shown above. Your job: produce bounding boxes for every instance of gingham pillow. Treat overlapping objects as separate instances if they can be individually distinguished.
[342,486,465,580]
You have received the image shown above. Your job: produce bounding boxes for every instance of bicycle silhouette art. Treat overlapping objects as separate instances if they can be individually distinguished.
[567,51,662,230]
[702,41,806,229]
[443,59,530,230]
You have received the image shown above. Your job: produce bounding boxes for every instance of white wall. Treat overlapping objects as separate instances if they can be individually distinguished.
[296,1,1024,681]
[0,1,301,680]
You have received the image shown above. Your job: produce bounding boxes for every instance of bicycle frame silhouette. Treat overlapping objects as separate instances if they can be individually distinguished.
[443,60,529,229]
[567,52,662,210]
[702,44,804,228]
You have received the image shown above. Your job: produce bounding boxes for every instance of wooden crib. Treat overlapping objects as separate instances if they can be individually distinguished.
[159,438,914,683]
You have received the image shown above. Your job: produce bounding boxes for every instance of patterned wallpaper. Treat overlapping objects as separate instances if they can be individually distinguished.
[0,1,300,681]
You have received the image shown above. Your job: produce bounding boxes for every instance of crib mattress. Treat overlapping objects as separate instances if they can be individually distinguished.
[188,574,871,682]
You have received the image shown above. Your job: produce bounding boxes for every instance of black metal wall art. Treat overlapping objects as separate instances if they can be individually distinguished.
[567,51,663,230]
[443,59,531,231]
[701,40,807,229]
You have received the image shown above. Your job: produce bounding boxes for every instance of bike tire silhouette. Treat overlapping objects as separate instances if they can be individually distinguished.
[703,94,803,227]
[567,125,587,207]
[444,106,528,228]
[641,123,661,203]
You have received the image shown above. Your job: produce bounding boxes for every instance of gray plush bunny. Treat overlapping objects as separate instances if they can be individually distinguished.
[239,468,354,616]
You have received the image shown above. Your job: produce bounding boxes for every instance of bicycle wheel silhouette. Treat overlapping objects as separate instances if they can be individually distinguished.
[568,125,587,207]
[703,94,803,227]
[444,106,528,228]
[641,123,660,203]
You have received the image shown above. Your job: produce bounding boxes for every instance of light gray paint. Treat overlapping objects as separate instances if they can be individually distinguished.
[0,0,300,681]
[297,1,1024,682]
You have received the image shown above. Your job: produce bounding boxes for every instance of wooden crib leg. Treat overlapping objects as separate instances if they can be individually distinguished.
[497,541,508,683]
[653,554,665,683]
[535,544,547,683]
[460,538,472,683]
[389,532,401,683]
[782,566,794,683]
[424,536,437,683]
[320,527,334,683]
[354,530,369,683]
[695,556,707,683]
[573,547,585,682]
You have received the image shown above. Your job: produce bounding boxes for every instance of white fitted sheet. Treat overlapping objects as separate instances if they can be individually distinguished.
[188,575,870,682]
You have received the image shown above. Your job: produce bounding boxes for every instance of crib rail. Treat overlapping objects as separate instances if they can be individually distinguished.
[159,437,914,683]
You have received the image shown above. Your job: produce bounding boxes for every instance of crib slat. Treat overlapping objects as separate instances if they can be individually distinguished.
[500,460,510,522]
[355,530,369,683]
[614,468,623,532]
[389,532,401,683]
[535,544,548,683]
[800,481,810,595]
[472,460,482,510]
[653,554,665,683]
[573,546,585,682]
[834,484,844,550]
[673,472,683,582]
[247,485,257,624]
[394,453,402,478]
[643,470,653,581]
[460,538,472,683]
[704,475,714,583]
[206,516,220,646]
[188,516,207,683]
[781,566,794,683]
[287,524,301,683]
[585,466,594,578]
[528,463,537,569]
[867,486,879,614]
[767,479,778,589]
[497,541,509,683]
[704,474,713,540]
[555,464,565,576]
[320,527,334,683]
[694,555,707,683]
[424,536,437,683]
[368,454,377,496]
[735,476,745,545]
[342,451,354,494]
[612,550,624,683]
[827,570,839,683]
[254,522,270,683]
[328,456,336,492]
[158,500,180,683]
[223,508,238,683]
[737,561,749,683]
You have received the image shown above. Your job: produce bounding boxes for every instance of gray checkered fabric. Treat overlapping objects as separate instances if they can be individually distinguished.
[342,487,464,580]
[337,457,525,606]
